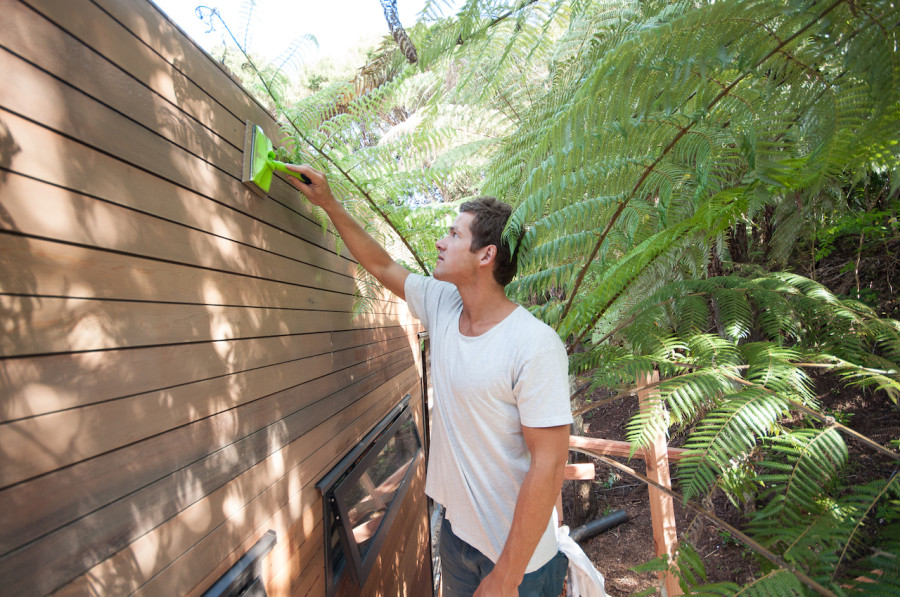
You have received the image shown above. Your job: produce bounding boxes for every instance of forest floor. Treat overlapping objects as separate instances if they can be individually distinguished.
[564,235,900,595]
[566,375,900,596]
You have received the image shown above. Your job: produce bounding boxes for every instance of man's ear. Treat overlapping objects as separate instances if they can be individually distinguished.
[479,244,497,266]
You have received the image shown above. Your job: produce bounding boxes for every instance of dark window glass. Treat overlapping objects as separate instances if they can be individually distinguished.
[317,396,422,596]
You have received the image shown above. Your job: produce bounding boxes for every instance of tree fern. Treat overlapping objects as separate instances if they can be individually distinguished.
[224,0,900,591]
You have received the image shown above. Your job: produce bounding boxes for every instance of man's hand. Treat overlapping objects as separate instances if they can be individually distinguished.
[285,163,336,211]
[283,162,410,299]
[478,424,569,596]
[474,569,519,597]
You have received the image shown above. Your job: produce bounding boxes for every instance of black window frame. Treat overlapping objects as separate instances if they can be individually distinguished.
[316,395,422,596]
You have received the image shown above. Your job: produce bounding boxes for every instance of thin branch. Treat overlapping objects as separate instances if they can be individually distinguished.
[720,371,900,461]
[285,114,432,274]
[201,8,431,275]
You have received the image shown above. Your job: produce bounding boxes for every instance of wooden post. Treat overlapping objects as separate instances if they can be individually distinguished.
[637,370,682,596]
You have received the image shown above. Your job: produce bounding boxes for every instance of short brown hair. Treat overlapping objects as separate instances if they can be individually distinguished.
[459,197,520,286]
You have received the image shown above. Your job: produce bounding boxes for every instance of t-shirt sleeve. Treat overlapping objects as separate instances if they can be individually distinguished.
[514,327,574,428]
[404,274,429,326]
[404,274,456,330]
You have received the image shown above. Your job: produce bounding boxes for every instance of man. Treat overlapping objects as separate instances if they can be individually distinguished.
[287,164,573,596]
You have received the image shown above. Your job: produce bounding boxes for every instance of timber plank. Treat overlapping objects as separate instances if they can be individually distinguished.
[0,335,409,487]
[0,234,359,313]
[290,547,327,597]
[0,171,355,294]
[330,325,416,353]
[0,350,417,553]
[638,371,681,596]
[568,435,689,461]
[0,296,357,357]
[3,0,238,180]
[0,109,354,275]
[0,53,352,276]
[0,325,411,421]
[43,368,419,597]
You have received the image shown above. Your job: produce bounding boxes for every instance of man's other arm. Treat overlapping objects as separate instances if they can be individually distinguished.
[474,424,570,597]
[286,164,410,300]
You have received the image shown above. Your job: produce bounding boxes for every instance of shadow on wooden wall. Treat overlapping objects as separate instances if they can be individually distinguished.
[0,1,428,595]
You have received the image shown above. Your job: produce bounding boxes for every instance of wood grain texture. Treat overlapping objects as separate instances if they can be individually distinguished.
[0,325,410,421]
[0,108,349,274]
[0,349,417,551]
[0,0,428,594]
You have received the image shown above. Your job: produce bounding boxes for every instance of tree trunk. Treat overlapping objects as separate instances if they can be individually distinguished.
[729,222,749,263]
[380,0,418,63]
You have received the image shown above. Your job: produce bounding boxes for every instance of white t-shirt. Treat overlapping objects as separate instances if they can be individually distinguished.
[405,274,573,573]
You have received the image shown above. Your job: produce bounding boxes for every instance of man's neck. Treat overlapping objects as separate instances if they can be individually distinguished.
[456,283,517,337]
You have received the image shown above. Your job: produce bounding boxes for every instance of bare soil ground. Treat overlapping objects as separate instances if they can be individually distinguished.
[563,371,900,596]
[562,389,758,596]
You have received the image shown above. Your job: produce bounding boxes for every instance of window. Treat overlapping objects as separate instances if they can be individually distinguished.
[201,530,276,597]
[317,396,422,596]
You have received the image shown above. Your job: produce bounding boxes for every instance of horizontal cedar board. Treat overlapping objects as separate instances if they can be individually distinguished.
[4,0,240,181]
[0,351,417,553]
[0,293,406,356]
[1,295,330,356]
[262,519,326,597]
[0,167,355,293]
[330,325,418,353]
[25,0,277,144]
[0,335,410,486]
[285,546,326,597]
[0,54,347,271]
[0,324,412,422]
[0,109,352,276]
[140,379,421,597]
[41,369,420,597]
[0,362,419,595]
[0,233,361,313]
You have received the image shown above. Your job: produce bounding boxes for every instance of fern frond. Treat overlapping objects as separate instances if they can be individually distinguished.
[677,386,789,501]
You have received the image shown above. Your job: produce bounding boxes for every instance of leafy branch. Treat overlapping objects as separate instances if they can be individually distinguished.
[559,0,848,336]
[199,6,431,274]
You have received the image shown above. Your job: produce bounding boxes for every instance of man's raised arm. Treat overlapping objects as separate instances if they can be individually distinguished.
[286,164,410,300]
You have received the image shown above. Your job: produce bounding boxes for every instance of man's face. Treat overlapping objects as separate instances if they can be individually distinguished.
[434,212,484,284]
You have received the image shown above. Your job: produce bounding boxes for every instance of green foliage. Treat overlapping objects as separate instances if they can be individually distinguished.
[232,0,900,591]
[415,0,900,592]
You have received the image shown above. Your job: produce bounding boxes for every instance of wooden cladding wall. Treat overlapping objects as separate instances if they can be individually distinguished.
[0,0,429,595]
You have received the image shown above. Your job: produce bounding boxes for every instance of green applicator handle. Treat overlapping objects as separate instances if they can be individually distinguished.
[269,156,311,184]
